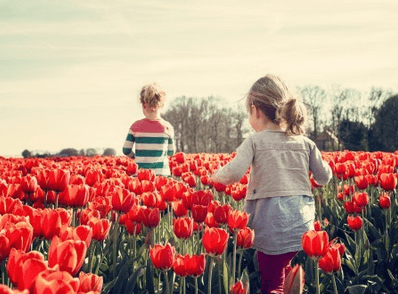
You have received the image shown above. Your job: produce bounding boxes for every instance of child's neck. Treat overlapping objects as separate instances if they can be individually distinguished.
[145,112,161,120]
[256,121,282,132]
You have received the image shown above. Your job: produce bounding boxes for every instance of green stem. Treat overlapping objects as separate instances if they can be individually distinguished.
[88,240,95,273]
[332,274,338,294]
[112,213,119,278]
[315,260,320,294]
[232,232,237,284]
[208,258,214,294]
[1,259,6,285]
[165,270,170,294]
[238,251,243,279]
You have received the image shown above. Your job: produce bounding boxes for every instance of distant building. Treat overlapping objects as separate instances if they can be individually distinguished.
[313,130,340,151]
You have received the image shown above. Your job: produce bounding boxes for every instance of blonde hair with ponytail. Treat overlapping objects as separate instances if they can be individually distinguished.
[139,83,165,111]
[246,74,308,136]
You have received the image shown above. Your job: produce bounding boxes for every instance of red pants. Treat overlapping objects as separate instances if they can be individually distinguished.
[257,251,298,294]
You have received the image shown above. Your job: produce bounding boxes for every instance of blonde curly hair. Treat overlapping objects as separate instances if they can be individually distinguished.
[139,83,165,111]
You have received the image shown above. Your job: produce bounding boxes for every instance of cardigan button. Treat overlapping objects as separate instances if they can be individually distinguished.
[253,189,256,194]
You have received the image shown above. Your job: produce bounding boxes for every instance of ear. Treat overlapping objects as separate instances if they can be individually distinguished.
[252,105,261,118]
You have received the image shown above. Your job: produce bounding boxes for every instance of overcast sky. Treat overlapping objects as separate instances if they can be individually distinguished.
[1,0,397,157]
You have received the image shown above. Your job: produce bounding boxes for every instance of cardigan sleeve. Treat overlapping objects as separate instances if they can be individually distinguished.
[122,128,135,158]
[212,137,254,185]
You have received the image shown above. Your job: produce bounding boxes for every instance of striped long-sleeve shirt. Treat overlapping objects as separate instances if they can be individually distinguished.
[122,118,175,176]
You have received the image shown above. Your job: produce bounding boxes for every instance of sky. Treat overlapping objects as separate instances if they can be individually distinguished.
[1,0,397,157]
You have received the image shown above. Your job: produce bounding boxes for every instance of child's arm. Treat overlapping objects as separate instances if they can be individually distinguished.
[122,128,135,158]
[309,144,332,185]
[211,137,254,185]
[167,126,175,156]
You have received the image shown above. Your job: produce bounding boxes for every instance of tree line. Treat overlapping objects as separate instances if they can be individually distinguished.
[163,86,398,153]
[20,85,398,158]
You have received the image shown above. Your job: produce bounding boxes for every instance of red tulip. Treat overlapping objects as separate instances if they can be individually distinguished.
[0,234,10,262]
[7,184,25,201]
[204,212,219,228]
[185,254,206,277]
[6,249,48,291]
[380,173,397,191]
[314,221,321,231]
[89,196,112,218]
[20,175,38,194]
[126,162,138,175]
[173,254,206,278]
[231,186,247,201]
[191,204,208,223]
[141,180,155,193]
[202,227,228,256]
[171,200,188,217]
[230,280,248,294]
[78,272,103,293]
[137,169,155,182]
[213,182,226,193]
[0,197,23,215]
[173,217,194,239]
[58,184,90,207]
[3,219,33,252]
[301,230,329,261]
[347,216,363,231]
[355,175,368,190]
[353,192,369,207]
[174,152,186,163]
[319,246,341,274]
[236,227,255,249]
[283,264,305,294]
[0,284,29,294]
[87,218,111,241]
[141,192,161,208]
[213,203,232,224]
[85,169,102,187]
[111,187,137,213]
[140,207,160,229]
[79,208,101,226]
[48,169,70,192]
[149,243,175,271]
[48,236,87,276]
[42,208,72,240]
[59,225,92,248]
[379,193,391,209]
[32,269,80,294]
[228,210,249,232]
[124,219,142,236]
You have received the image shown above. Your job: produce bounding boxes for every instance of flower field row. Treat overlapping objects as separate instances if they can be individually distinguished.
[0,150,397,294]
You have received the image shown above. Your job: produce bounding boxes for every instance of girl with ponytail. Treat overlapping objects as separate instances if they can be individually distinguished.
[212,74,332,293]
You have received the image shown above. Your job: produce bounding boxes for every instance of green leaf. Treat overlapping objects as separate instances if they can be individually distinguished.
[240,269,250,293]
[346,284,367,294]
[125,266,146,294]
[146,259,156,294]
[223,258,230,294]
[102,277,118,294]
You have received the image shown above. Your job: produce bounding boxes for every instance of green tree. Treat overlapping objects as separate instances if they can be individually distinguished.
[369,95,398,151]
[22,149,31,158]
[103,148,116,156]
[338,119,368,151]
[59,148,78,157]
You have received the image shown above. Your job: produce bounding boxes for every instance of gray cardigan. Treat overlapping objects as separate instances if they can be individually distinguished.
[213,130,332,199]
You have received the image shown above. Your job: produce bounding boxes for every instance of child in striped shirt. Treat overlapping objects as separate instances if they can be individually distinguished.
[123,83,175,176]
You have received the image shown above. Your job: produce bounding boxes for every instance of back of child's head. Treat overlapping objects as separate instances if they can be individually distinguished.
[140,83,165,111]
[246,74,308,136]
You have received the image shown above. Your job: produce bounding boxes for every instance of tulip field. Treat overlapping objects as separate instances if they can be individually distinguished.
[0,150,398,294]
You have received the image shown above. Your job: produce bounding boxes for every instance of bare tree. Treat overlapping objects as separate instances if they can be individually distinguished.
[300,86,326,140]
